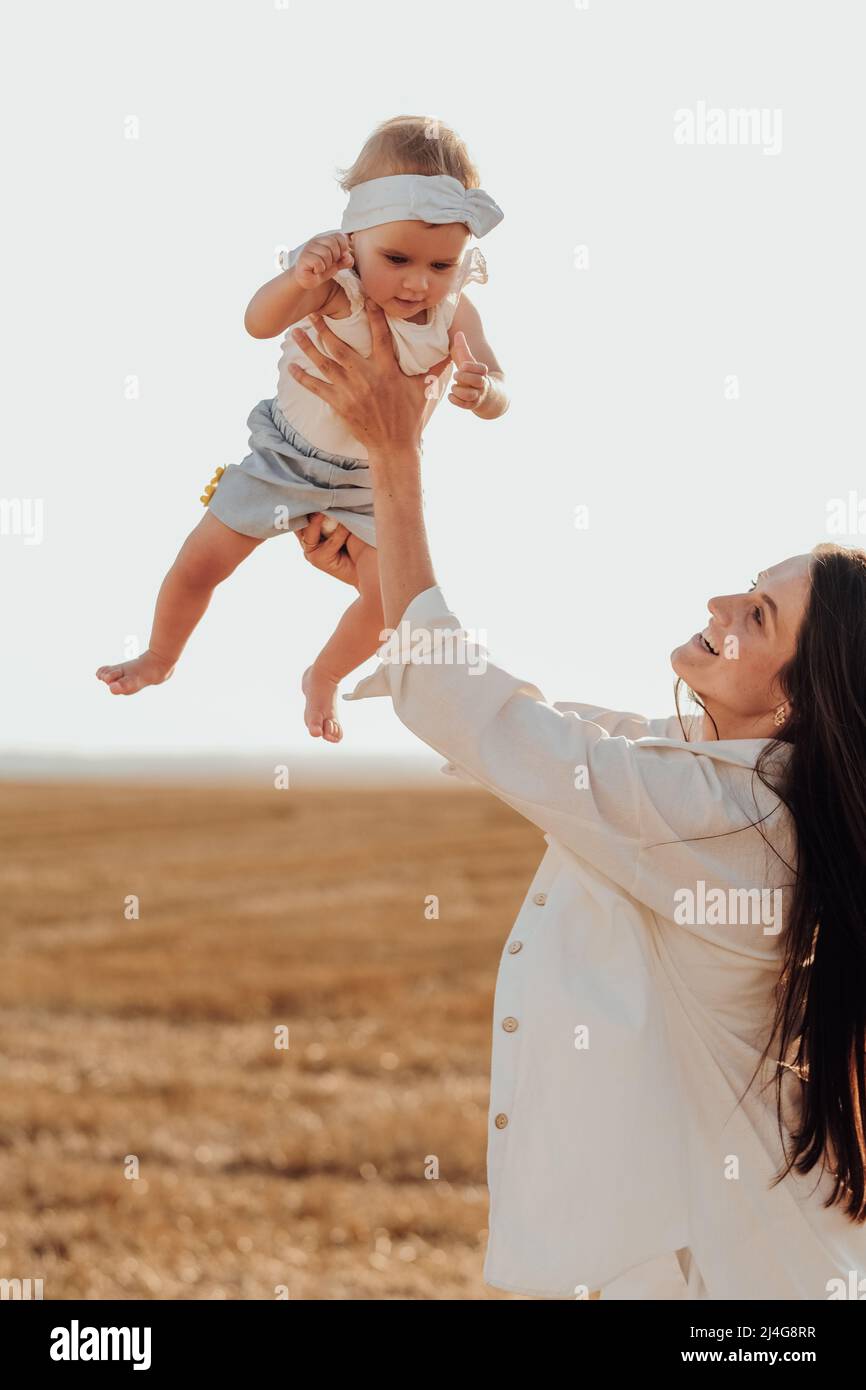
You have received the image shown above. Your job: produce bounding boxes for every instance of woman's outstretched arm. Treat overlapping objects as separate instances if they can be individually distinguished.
[287,303,755,908]
[287,301,447,630]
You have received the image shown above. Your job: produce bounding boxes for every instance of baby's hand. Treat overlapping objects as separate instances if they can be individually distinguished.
[294,232,354,289]
[448,331,490,411]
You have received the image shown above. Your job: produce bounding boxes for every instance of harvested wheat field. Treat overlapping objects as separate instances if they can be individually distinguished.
[0,778,549,1300]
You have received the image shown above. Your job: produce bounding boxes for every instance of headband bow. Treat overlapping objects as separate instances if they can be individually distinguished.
[340,173,504,240]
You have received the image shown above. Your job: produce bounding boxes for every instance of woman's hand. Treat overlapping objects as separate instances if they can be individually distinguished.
[287,300,452,451]
[295,514,359,588]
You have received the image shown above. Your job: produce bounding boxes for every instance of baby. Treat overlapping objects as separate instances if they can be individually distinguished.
[95,115,508,742]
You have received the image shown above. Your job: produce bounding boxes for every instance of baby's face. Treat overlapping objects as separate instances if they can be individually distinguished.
[349,220,470,319]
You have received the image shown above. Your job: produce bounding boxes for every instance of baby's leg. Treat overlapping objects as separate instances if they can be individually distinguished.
[96,512,263,694]
[301,534,385,742]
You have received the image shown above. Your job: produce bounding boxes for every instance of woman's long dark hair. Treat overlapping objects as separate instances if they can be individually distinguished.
[674,542,866,1222]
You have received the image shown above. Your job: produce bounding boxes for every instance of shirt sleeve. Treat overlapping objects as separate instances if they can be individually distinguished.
[343,584,649,896]
[460,244,488,289]
[550,702,692,741]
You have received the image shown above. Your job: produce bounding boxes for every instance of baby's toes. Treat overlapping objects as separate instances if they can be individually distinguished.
[303,700,325,737]
[110,670,146,695]
[96,664,124,683]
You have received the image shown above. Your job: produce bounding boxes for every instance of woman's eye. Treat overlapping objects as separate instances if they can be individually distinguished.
[747,578,762,624]
[753,606,763,625]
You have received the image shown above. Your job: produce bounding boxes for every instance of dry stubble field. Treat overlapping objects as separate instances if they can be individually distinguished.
[0,778,549,1300]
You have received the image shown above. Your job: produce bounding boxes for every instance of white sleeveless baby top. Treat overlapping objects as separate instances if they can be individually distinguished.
[274,239,488,459]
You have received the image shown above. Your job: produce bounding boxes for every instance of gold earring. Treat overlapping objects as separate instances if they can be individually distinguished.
[773,704,788,727]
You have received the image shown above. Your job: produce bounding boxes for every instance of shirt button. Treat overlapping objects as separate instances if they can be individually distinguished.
[502,1016,519,1032]
[494,1113,509,1129]
[507,940,523,954]
[533,892,547,906]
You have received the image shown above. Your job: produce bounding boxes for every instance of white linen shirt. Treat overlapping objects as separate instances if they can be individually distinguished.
[343,584,866,1300]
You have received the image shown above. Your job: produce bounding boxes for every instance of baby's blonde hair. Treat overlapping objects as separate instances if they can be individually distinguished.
[336,115,482,192]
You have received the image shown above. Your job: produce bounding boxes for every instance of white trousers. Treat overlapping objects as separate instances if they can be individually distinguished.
[599,1248,709,1300]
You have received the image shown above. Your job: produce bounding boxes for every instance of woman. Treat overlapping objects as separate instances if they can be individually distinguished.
[286,301,866,1301]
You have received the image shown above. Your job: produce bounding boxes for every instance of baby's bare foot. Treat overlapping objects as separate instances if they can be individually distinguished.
[95,649,176,695]
[302,664,343,742]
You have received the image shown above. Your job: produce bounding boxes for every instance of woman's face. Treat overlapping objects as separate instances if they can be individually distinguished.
[348,219,469,319]
[670,553,813,739]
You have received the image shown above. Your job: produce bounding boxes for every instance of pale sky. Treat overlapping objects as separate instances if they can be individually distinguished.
[4,0,864,775]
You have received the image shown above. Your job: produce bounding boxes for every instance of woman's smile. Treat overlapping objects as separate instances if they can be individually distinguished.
[672,556,813,739]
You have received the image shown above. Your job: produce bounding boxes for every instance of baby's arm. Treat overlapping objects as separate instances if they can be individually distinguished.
[244,231,351,339]
[448,293,509,420]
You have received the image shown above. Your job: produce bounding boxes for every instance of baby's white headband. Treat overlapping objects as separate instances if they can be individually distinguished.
[340,174,504,240]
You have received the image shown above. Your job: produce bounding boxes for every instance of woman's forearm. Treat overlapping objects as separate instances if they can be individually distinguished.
[285,301,447,624]
[366,444,437,632]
